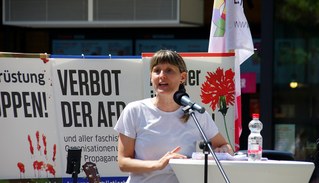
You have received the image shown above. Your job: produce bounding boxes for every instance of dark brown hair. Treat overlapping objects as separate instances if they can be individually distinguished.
[150,50,187,73]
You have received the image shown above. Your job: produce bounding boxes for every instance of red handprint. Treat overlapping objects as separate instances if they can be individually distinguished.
[42,134,47,158]
[36,131,41,154]
[17,162,25,178]
[27,135,34,157]
[45,163,56,176]
[52,144,56,163]
[33,160,45,177]
[17,131,57,178]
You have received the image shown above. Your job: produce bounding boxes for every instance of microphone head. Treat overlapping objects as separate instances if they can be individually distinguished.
[178,84,186,93]
[173,91,189,106]
[173,90,205,113]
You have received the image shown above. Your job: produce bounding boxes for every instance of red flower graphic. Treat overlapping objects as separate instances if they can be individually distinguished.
[200,67,235,112]
[200,67,235,151]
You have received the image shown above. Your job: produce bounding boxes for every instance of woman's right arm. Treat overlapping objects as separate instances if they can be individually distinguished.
[117,133,186,173]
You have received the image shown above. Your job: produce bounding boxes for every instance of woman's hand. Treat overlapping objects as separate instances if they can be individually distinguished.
[156,146,187,170]
[118,134,187,173]
[214,144,234,155]
[210,133,234,155]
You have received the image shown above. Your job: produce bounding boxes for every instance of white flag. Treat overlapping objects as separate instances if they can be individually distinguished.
[226,0,254,64]
[208,0,254,151]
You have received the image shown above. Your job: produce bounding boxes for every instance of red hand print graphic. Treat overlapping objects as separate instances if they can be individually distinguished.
[17,162,25,179]
[42,134,47,158]
[36,131,41,154]
[46,163,56,177]
[17,130,57,178]
[53,144,56,163]
[27,135,34,157]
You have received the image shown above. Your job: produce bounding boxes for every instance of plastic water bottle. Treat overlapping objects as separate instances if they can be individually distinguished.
[248,113,263,161]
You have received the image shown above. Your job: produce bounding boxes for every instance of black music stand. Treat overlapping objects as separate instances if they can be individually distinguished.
[66,148,82,183]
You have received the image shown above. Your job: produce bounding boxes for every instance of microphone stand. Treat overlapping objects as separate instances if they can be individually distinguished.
[71,161,78,183]
[201,141,210,183]
[182,105,230,183]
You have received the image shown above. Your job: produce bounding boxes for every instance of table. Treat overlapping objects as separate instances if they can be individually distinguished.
[169,159,315,183]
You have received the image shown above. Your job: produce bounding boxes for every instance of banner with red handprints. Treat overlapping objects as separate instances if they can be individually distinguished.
[0,58,62,179]
[1,54,235,180]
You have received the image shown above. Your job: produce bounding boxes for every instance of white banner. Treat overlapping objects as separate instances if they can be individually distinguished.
[0,53,234,182]
[0,58,61,179]
[51,58,143,179]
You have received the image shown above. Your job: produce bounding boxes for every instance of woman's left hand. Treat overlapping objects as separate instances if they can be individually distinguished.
[214,144,234,155]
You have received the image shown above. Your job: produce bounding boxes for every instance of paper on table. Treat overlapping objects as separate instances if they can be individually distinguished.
[191,152,261,161]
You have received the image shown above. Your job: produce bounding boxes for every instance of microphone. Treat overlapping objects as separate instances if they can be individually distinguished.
[173,90,205,114]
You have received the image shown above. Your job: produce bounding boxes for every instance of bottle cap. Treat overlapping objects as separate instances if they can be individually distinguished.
[252,113,259,119]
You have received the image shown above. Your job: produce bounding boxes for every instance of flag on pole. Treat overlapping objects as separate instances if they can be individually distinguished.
[208,0,254,151]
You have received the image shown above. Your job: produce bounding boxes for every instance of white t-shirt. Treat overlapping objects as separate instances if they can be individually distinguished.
[114,98,219,183]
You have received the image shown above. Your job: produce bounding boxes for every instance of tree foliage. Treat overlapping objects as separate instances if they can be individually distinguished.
[276,0,319,26]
